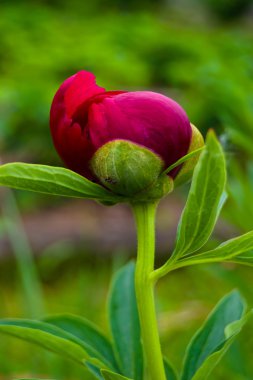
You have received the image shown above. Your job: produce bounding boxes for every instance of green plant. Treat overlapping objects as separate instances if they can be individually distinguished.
[0,131,252,379]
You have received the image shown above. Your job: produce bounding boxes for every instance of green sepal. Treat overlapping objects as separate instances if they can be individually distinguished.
[133,173,173,202]
[91,140,172,201]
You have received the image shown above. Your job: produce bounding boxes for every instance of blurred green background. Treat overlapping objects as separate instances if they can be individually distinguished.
[1,0,253,378]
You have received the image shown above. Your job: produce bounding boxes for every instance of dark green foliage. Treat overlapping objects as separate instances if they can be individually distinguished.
[108,262,143,380]
[202,0,253,20]
[0,263,143,380]
[181,291,250,380]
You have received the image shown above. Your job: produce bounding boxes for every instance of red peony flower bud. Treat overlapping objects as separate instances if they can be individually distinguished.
[50,71,193,173]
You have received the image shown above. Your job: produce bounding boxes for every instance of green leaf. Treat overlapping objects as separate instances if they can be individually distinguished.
[85,361,104,380]
[108,262,143,380]
[164,358,179,380]
[176,231,253,269]
[171,130,226,260]
[190,311,252,380]
[163,147,204,175]
[44,314,119,371]
[0,319,101,366]
[228,251,253,267]
[181,290,247,380]
[0,163,122,203]
[101,369,133,380]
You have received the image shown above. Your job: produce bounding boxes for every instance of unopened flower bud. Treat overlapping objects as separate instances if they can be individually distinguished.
[50,70,203,201]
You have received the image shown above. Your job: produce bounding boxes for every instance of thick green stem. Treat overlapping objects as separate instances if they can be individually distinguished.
[132,202,166,380]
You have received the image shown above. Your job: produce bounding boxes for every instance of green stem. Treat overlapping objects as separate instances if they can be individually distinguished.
[1,189,44,317]
[132,202,166,380]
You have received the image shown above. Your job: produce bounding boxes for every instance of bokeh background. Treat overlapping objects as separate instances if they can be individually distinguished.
[1,0,253,378]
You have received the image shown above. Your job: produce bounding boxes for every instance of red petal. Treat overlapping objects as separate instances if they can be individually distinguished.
[64,71,105,118]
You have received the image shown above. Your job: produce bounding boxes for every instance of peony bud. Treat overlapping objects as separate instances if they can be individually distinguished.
[91,140,173,201]
[50,70,203,200]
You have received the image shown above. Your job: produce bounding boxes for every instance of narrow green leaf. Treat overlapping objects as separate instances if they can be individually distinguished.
[85,361,104,380]
[45,314,119,371]
[228,251,253,267]
[171,130,226,260]
[191,311,252,380]
[181,291,246,380]
[176,231,253,268]
[108,262,143,380]
[164,358,179,380]
[0,319,100,365]
[163,147,204,175]
[0,163,122,202]
[101,369,133,380]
